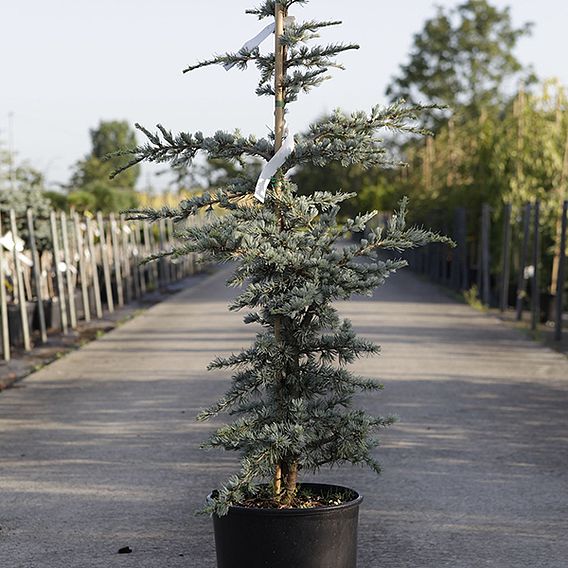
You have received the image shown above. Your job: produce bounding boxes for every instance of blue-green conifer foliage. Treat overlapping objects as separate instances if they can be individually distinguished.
[116,0,452,515]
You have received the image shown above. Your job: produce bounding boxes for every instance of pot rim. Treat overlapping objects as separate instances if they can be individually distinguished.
[211,482,363,517]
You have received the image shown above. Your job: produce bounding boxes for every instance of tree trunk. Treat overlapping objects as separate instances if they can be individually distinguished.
[282,461,298,506]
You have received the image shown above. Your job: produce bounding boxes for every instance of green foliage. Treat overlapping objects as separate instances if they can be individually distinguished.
[68,182,138,214]
[69,120,141,213]
[120,0,451,515]
[386,0,534,120]
[463,286,487,312]
[387,82,568,224]
[0,144,52,250]
[72,120,140,190]
[44,190,69,211]
[67,189,97,212]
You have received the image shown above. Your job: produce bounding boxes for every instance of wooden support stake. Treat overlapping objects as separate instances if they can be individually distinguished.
[554,200,567,341]
[481,204,491,306]
[10,210,32,351]
[73,212,91,322]
[158,218,168,286]
[166,218,176,281]
[86,217,103,319]
[554,201,568,341]
[143,221,158,291]
[164,218,173,282]
[120,215,133,302]
[133,222,145,296]
[0,215,11,360]
[499,204,512,312]
[459,208,468,290]
[27,209,47,343]
[531,201,541,331]
[450,211,459,290]
[273,0,287,500]
[50,210,68,334]
[109,213,124,307]
[60,212,77,329]
[152,223,161,286]
[515,203,531,321]
[550,130,568,296]
[97,212,114,313]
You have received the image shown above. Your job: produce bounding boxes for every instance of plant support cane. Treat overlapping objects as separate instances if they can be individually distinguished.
[116,1,452,566]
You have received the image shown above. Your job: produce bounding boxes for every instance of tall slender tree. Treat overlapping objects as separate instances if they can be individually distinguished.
[386,0,534,120]
[115,0,451,514]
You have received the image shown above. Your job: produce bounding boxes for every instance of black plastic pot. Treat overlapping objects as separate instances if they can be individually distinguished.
[33,299,51,332]
[47,297,61,331]
[212,483,363,568]
[7,302,36,347]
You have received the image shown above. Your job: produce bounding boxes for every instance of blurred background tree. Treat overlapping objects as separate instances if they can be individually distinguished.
[386,0,535,122]
[0,143,52,249]
[67,120,140,213]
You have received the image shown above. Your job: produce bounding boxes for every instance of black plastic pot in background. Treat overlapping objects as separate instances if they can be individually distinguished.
[72,288,98,322]
[48,298,62,332]
[33,299,52,332]
[213,483,363,568]
[7,302,36,347]
[540,292,555,323]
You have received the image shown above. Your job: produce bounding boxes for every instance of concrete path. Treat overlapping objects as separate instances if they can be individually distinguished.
[1,266,567,567]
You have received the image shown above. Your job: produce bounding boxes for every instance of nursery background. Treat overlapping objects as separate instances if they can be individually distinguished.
[1,0,568,340]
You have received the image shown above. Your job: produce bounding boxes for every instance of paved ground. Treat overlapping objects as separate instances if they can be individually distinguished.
[1,266,567,567]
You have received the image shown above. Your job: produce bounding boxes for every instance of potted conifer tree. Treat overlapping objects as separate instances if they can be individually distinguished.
[116,1,450,566]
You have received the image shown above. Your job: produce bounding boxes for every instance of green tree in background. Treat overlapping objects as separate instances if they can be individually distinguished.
[72,120,140,189]
[391,82,568,216]
[386,0,534,120]
[296,1,537,219]
[69,120,140,212]
[0,144,52,249]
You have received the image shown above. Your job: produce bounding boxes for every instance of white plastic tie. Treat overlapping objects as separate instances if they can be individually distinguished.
[254,133,295,203]
[224,23,276,71]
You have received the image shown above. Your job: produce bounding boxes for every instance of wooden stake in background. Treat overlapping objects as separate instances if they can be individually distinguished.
[50,210,68,334]
[97,212,114,313]
[531,201,541,331]
[143,221,158,291]
[109,213,124,307]
[132,222,145,296]
[554,200,567,341]
[480,204,491,307]
[27,209,48,343]
[550,130,568,296]
[516,203,532,321]
[86,217,103,319]
[60,211,77,329]
[120,215,134,302]
[158,218,168,285]
[74,212,91,323]
[11,209,32,351]
[500,204,512,312]
[0,215,11,361]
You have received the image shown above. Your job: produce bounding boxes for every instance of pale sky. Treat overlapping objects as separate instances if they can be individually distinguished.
[1,0,567,190]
